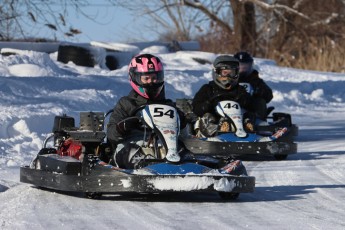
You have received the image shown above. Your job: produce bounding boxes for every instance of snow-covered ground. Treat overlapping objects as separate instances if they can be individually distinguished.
[0,44,345,229]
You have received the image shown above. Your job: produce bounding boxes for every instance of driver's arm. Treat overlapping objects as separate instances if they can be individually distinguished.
[236,87,255,112]
[192,85,212,117]
[107,97,131,144]
[248,71,273,103]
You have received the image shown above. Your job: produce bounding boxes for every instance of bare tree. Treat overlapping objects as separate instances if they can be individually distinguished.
[246,0,345,71]
[230,0,256,53]
[131,0,345,71]
[114,0,209,42]
[0,0,103,41]
[1,0,344,71]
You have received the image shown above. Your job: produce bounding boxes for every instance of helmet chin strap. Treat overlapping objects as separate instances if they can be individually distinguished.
[215,77,237,90]
[220,79,232,88]
[146,89,158,99]
[144,83,164,99]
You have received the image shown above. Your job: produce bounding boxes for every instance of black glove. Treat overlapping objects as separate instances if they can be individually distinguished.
[199,113,218,137]
[116,117,141,135]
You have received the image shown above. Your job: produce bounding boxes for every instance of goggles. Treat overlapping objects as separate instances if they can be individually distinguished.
[216,68,239,79]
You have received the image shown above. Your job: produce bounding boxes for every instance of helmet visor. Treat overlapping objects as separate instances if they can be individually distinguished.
[133,71,164,86]
[239,62,252,73]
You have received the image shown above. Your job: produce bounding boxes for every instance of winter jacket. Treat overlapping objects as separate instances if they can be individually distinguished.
[192,81,254,117]
[239,70,273,103]
[107,89,184,146]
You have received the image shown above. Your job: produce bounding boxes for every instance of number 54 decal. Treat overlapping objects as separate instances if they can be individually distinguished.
[153,107,175,119]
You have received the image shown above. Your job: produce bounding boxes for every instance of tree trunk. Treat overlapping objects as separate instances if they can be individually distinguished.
[231,0,257,54]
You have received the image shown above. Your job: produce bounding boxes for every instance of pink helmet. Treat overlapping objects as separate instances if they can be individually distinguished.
[128,54,164,99]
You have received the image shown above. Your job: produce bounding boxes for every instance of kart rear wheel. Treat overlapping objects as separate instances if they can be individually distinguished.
[218,192,240,200]
[85,192,102,199]
[274,154,288,160]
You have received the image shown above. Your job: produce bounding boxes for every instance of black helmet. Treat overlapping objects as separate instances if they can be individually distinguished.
[212,55,239,89]
[234,51,253,63]
[234,51,254,77]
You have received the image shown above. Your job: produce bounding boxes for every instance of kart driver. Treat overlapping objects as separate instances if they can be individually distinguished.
[192,55,255,137]
[234,51,273,120]
[107,53,185,167]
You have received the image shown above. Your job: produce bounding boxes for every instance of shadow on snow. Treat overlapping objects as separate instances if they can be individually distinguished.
[0,184,9,193]
[244,184,345,202]
[24,183,345,203]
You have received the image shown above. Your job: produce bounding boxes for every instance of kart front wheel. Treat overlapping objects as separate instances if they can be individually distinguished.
[218,192,240,200]
[85,192,102,199]
[274,154,288,160]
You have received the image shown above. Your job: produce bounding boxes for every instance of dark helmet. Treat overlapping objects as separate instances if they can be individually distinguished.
[234,51,254,78]
[234,51,253,63]
[212,55,239,89]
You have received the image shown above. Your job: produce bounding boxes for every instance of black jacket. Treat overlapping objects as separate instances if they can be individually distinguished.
[192,81,254,117]
[239,70,273,103]
[107,89,184,144]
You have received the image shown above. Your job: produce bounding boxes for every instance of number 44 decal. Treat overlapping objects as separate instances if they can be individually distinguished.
[223,103,239,109]
[153,107,175,118]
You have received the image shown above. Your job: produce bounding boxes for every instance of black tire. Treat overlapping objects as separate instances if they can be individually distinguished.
[274,154,288,160]
[1,52,17,56]
[105,55,118,70]
[57,45,95,67]
[218,192,240,200]
[85,192,102,199]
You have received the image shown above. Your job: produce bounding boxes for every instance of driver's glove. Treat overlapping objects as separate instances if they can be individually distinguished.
[116,117,141,135]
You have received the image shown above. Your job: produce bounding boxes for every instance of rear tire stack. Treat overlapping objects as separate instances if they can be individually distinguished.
[57,45,95,67]
[57,44,119,70]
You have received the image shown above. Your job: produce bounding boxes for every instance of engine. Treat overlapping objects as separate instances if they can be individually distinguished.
[52,112,108,161]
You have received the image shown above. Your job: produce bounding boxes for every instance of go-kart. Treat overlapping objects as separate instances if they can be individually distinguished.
[20,104,255,200]
[176,96,298,160]
[238,82,298,138]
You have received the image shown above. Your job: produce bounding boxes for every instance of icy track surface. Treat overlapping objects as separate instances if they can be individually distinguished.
[1,46,345,229]
[1,117,345,230]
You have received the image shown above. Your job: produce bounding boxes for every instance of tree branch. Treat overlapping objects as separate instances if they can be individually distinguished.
[243,0,311,21]
[181,0,233,34]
